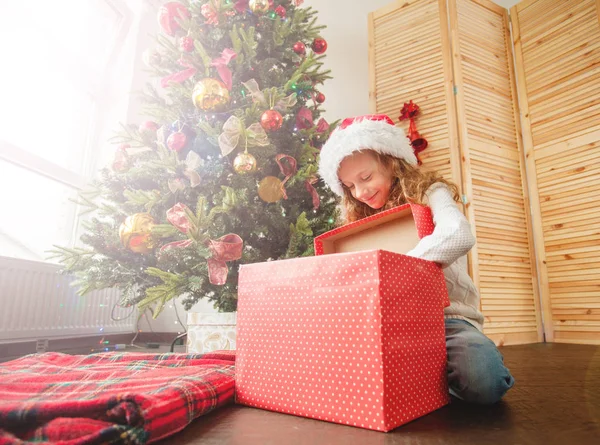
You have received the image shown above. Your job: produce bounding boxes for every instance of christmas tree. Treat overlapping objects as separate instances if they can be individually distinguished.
[50,0,337,318]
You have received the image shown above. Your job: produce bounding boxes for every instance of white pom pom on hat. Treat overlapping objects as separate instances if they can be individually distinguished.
[318,114,417,196]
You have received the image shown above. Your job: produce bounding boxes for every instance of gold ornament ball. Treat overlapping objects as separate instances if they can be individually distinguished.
[119,213,155,254]
[192,78,231,112]
[233,152,257,175]
[249,0,270,14]
[258,176,284,203]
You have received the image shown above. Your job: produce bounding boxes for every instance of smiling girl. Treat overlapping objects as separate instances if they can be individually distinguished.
[318,114,514,404]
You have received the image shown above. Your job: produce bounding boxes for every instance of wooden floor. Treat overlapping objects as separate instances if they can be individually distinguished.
[160,343,600,445]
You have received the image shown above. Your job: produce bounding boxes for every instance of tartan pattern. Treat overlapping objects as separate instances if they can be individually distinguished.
[0,350,236,444]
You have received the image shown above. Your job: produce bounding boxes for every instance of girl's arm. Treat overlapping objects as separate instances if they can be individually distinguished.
[406,183,476,268]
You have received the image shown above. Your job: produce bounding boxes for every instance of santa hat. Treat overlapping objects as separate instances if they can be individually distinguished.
[318,114,417,196]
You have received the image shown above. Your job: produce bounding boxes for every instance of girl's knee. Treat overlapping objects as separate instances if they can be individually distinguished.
[456,370,514,404]
[447,329,515,404]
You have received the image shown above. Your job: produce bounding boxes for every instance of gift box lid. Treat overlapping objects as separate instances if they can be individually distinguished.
[314,203,433,256]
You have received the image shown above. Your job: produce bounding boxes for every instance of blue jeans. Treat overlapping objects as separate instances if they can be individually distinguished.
[445,318,515,404]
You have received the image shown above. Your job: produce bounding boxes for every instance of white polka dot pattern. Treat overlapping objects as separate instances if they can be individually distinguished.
[235,250,451,432]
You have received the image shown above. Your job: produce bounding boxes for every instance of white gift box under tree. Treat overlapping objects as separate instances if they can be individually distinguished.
[186,312,237,353]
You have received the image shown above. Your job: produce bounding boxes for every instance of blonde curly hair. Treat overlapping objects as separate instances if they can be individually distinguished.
[341,150,460,223]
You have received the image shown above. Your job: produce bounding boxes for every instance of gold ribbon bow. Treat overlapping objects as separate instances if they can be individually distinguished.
[218,115,269,156]
[242,79,297,111]
[168,151,202,192]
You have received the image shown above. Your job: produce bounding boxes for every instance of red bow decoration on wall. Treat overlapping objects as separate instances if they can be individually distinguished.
[399,101,428,165]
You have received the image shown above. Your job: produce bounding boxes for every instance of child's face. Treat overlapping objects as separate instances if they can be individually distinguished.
[338,151,394,209]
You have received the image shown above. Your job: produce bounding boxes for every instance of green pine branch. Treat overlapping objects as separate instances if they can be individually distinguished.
[123,189,161,212]
[47,246,96,271]
[139,268,187,317]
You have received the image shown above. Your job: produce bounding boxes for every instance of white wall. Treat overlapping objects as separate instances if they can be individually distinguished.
[304,0,522,123]
[302,0,394,122]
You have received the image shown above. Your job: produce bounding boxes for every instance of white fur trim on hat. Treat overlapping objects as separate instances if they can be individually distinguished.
[318,114,417,196]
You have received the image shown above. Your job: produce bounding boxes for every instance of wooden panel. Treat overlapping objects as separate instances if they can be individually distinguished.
[449,0,542,345]
[512,0,600,344]
[368,0,461,186]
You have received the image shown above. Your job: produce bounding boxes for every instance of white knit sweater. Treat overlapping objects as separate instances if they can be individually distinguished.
[406,183,485,331]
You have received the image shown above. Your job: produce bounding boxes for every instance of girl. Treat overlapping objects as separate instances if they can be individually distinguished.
[318,114,514,405]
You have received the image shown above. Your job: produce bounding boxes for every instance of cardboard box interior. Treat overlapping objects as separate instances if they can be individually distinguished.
[317,206,420,255]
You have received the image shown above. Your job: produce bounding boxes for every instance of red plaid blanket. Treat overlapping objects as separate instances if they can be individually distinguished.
[0,350,236,444]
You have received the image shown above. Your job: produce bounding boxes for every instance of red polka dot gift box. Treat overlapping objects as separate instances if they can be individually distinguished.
[236,204,450,432]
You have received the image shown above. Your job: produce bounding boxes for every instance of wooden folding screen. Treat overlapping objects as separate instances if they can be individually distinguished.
[511,0,600,344]
[369,0,541,345]
[448,0,541,345]
[368,0,461,185]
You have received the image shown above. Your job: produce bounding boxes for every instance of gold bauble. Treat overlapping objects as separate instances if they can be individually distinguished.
[249,0,270,14]
[119,213,155,254]
[192,78,231,111]
[233,152,257,175]
[258,176,284,203]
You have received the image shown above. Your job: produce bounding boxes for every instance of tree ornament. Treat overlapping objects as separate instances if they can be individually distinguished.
[296,107,313,129]
[139,121,159,138]
[119,213,155,254]
[211,48,237,90]
[275,5,286,18]
[293,41,306,56]
[258,176,284,203]
[260,109,283,132]
[399,100,428,165]
[180,36,194,52]
[233,151,257,175]
[249,0,269,14]
[201,3,219,25]
[311,38,328,54]
[192,78,231,111]
[234,0,248,13]
[167,131,187,152]
[158,2,191,36]
[257,58,284,86]
[315,92,325,104]
[112,145,130,173]
[142,48,161,67]
[207,234,244,285]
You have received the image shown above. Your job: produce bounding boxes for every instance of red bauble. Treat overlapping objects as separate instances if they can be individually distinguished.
[158,2,191,36]
[293,41,306,56]
[139,121,159,138]
[112,144,130,173]
[275,5,286,18]
[311,38,327,54]
[167,132,187,152]
[180,36,194,52]
[260,110,283,132]
[315,92,325,104]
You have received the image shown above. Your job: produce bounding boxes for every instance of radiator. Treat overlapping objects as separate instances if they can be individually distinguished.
[0,256,135,342]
